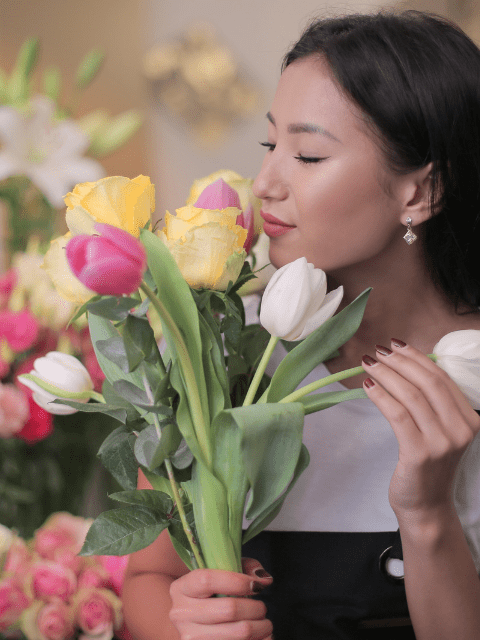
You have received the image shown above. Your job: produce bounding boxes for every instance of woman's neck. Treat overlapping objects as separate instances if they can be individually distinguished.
[325,238,480,377]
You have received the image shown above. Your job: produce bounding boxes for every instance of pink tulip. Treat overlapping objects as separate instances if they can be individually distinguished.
[236,203,255,254]
[194,178,241,210]
[0,309,40,352]
[66,223,147,296]
[195,178,255,253]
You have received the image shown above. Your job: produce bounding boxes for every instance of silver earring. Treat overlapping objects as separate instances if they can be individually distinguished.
[403,217,417,245]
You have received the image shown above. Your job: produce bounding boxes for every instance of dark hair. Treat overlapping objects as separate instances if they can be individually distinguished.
[283,10,480,312]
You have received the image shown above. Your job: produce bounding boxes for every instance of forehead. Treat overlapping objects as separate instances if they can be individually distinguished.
[271,56,369,139]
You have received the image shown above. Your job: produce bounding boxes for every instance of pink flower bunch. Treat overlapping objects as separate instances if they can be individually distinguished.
[0,251,105,444]
[0,513,128,640]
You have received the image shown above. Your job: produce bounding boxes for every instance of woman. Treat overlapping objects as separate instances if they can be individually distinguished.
[122,11,480,639]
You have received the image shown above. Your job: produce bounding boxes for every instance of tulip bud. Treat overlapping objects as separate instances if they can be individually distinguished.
[433,330,480,409]
[260,257,344,341]
[18,352,94,415]
[66,223,147,296]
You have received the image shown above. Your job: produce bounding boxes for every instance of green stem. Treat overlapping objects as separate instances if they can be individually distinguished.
[140,281,212,469]
[164,457,205,570]
[279,353,437,404]
[141,367,205,569]
[243,335,279,406]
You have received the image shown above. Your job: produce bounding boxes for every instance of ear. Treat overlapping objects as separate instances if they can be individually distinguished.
[398,162,434,226]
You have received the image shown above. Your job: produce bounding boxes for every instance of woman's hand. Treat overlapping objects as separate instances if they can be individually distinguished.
[361,339,480,521]
[169,558,274,640]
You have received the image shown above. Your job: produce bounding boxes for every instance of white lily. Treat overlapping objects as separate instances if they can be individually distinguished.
[18,351,95,415]
[433,330,480,410]
[0,95,104,207]
[260,257,344,341]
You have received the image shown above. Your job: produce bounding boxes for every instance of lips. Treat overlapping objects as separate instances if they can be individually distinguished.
[260,211,296,238]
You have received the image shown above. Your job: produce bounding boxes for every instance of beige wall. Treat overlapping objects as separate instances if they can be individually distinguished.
[143,0,399,214]
[0,0,149,179]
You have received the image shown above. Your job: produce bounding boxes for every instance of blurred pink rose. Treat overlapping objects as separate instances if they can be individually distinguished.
[33,601,74,640]
[34,513,92,559]
[0,384,30,438]
[2,537,32,579]
[0,577,30,631]
[52,548,83,575]
[74,588,122,637]
[29,561,77,603]
[78,565,110,591]
[0,269,17,307]
[0,309,40,352]
[98,555,129,596]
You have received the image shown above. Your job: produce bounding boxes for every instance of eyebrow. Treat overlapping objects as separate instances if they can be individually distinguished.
[266,111,341,142]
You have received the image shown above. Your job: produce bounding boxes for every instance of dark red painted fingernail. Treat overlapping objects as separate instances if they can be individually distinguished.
[391,338,407,348]
[254,568,272,579]
[362,354,377,366]
[375,344,393,356]
[251,581,264,593]
[364,378,375,389]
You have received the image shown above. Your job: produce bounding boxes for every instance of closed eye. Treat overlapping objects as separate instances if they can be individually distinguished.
[259,141,275,151]
[294,154,328,164]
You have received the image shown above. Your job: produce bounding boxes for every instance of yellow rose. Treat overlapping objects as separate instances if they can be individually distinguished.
[186,170,263,234]
[64,174,155,237]
[160,204,247,290]
[42,234,96,305]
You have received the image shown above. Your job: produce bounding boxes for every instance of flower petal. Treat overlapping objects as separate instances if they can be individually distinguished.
[295,286,344,340]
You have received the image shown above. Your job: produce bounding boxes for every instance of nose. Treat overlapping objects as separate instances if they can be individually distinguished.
[253,152,288,202]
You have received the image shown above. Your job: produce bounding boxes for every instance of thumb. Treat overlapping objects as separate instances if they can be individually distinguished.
[241,557,273,584]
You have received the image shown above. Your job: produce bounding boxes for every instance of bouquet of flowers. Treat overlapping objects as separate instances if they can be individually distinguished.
[0,38,142,256]
[0,512,128,640]
[0,239,110,538]
[19,170,480,574]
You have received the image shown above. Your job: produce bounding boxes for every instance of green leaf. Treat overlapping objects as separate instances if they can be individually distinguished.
[87,296,139,321]
[89,110,143,156]
[7,38,39,102]
[242,444,310,544]
[140,229,209,435]
[96,335,130,373]
[97,426,138,490]
[123,315,157,371]
[51,399,127,423]
[80,505,168,556]
[198,311,229,421]
[75,48,104,89]
[266,288,371,402]
[299,388,367,415]
[171,439,194,470]
[109,489,173,511]
[134,422,182,471]
[102,379,140,422]
[168,501,197,570]
[223,402,304,522]
[68,296,101,327]
[43,66,61,102]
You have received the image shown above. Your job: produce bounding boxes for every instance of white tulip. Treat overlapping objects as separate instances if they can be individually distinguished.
[433,330,480,410]
[259,257,344,341]
[18,351,94,415]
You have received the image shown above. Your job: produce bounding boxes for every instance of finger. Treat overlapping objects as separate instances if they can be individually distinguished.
[362,355,445,443]
[389,340,475,422]
[170,593,268,626]
[241,558,273,583]
[172,568,260,599]
[362,375,423,450]
[181,618,273,640]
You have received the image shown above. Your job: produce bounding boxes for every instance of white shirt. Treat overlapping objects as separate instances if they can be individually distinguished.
[242,335,480,571]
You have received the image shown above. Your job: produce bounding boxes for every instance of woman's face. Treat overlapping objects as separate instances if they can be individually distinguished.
[253,56,407,272]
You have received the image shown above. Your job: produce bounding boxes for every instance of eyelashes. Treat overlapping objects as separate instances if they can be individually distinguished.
[259,141,328,165]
